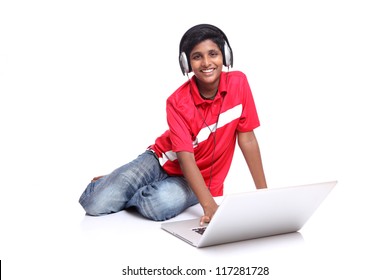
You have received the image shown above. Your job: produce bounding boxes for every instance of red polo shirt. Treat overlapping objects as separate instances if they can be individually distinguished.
[149,71,260,196]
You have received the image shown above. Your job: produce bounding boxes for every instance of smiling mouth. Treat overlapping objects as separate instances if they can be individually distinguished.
[201,68,215,74]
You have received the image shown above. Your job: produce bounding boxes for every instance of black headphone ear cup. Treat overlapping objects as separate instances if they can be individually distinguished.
[179,52,189,75]
[224,41,232,68]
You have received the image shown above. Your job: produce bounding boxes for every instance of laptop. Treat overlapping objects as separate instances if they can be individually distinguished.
[161,181,337,248]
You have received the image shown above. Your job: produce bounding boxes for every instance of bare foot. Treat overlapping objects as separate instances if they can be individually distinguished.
[91,175,104,182]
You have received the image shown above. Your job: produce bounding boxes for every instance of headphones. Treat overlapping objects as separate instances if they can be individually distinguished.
[179,24,233,75]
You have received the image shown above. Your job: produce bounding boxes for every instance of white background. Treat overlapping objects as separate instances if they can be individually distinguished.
[1,0,389,279]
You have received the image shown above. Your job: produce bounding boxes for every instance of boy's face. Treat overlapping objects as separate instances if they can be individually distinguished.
[189,39,223,88]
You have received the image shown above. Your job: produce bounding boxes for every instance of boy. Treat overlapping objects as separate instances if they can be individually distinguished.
[79,24,267,225]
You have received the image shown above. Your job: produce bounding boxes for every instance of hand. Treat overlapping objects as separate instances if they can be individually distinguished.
[200,203,219,226]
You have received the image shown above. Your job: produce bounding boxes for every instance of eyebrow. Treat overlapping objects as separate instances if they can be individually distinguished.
[191,48,220,56]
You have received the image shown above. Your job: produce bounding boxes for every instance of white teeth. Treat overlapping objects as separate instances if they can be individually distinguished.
[202,69,213,73]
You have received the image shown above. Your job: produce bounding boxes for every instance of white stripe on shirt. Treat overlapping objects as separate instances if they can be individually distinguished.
[159,104,242,165]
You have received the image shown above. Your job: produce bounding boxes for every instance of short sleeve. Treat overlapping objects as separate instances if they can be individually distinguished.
[166,98,194,153]
[236,74,260,132]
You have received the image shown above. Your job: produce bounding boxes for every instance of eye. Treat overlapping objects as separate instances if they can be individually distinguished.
[209,50,219,57]
[192,54,201,60]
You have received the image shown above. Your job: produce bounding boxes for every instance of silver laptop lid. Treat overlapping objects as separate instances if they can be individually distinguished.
[162,181,337,248]
[198,181,337,247]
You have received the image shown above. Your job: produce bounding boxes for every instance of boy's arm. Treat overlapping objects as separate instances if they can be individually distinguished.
[176,151,218,225]
[237,130,267,189]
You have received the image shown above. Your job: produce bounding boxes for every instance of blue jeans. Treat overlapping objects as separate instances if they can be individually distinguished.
[79,151,198,221]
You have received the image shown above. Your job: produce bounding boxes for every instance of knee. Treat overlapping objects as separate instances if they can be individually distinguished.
[79,184,122,216]
[79,196,113,216]
[135,188,194,221]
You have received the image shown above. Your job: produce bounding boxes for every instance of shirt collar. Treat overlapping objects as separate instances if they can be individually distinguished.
[190,72,228,106]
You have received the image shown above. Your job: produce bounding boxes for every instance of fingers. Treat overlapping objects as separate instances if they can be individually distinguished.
[200,204,219,226]
[200,215,211,226]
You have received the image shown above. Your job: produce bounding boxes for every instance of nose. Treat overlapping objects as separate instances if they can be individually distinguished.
[201,56,210,67]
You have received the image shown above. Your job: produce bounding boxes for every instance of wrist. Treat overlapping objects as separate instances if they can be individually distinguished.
[199,193,217,209]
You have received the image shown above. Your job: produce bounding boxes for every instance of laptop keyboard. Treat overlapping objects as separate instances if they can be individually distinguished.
[192,227,207,235]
